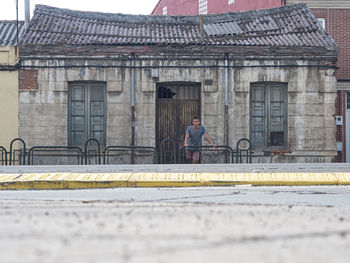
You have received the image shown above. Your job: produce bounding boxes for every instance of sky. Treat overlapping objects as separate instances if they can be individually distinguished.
[0,0,160,20]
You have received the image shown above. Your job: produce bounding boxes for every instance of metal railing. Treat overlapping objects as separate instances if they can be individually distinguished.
[179,145,235,164]
[0,138,252,165]
[104,146,158,165]
[28,146,84,165]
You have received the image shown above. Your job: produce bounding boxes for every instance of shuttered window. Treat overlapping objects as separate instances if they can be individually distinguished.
[250,83,287,148]
[68,82,106,147]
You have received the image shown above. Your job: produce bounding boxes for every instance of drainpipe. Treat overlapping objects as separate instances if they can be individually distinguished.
[131,53,136,146]
[224,53,229,146]
[199,15,204,37]
[16,0,18,45]
[24,0,30,30]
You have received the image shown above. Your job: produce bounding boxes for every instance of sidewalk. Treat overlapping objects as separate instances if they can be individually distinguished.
[1,163,350,190]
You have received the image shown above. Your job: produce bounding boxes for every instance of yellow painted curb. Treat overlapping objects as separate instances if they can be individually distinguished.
[0,172,349,190]
[336,173,350,185]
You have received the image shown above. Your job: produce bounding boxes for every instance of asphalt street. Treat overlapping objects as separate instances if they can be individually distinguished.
[0,186,350,206]
[0,186,350,263]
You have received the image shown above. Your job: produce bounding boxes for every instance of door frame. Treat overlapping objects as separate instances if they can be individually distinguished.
[155,82,201,155]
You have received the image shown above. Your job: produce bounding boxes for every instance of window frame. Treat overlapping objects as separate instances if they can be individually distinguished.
[250,82,288,150]
[68,81,107,147]
[317,18,325,29]
[162,6,167,16]
[198,0,208,14]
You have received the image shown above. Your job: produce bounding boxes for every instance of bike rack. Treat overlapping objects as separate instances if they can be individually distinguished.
[236,138,252,163]
[84,138,101,165]
[159,138,176,164]
[9,138,26,165]
[0,146,8,165]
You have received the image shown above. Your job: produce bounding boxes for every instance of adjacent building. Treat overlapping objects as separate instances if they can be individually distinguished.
[286,1,350,162]
[152,0,284,15]
[0,21,25,149]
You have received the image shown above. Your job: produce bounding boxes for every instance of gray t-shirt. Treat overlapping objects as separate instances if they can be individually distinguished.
[186,125,207,151]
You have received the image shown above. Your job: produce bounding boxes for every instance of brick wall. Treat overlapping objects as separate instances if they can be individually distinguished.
[311,8,350,162]
[19,69,38,90]
[210,0,281,13]
[152,0,197,15]
[311,9,350,80]
[152,0,282,15]
[335,90,346,162]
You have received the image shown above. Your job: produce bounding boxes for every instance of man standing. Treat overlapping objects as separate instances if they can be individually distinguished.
[184,116,216,164]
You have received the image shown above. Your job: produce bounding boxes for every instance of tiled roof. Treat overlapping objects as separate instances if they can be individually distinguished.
[0,21,25,46]
[19,4,337,50]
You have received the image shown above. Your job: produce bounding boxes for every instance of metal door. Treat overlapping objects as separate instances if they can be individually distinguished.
[156,83,200,163]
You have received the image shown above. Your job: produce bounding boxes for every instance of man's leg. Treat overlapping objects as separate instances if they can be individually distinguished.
[185,151,192,164]
[192,152,199,164]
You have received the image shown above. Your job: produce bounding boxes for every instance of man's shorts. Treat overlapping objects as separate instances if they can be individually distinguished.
[186,151,199,161]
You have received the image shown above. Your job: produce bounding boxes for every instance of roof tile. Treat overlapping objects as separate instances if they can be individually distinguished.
[0,21,25,46]
[19,4,337,51]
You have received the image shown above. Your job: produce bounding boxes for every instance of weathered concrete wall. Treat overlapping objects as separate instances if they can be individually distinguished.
[18,56,337,162]
[19,59,131,147]
[0,47,18,149]
[231,60,337,162]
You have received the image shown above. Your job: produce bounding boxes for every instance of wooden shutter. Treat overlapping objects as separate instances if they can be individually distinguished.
[69,85,86,147]
[69,83,106,147]
[90,85,106,146]
[269,86,285,146]
[250,86,266,148]
[250,83,287,148]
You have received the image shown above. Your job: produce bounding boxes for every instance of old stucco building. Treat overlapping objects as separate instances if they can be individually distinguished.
[18,4,338,162]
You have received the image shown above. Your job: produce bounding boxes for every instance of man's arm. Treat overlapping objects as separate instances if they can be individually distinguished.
[204,133,216,147]
[184,133,189,147]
